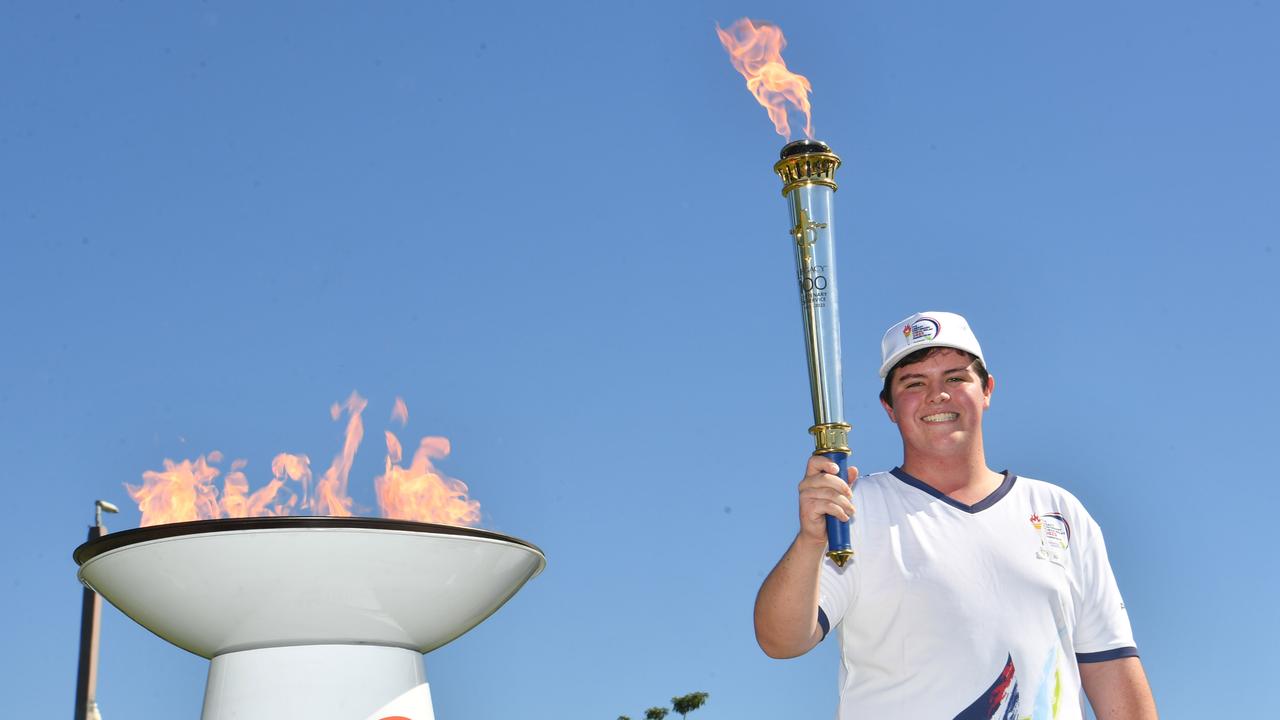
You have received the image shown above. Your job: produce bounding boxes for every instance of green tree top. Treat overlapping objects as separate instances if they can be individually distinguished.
[644,708,669,720]
[671,692,709,718]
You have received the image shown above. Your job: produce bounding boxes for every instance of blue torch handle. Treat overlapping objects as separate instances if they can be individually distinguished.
[822,450,852,557]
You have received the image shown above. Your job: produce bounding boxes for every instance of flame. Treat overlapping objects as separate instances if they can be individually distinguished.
[271,453,313,509]
[125,393,482,527]
[376,432,481,526]
[127,453,301,526]
[716,18,814,139]
[312,392,366,517]
[126,454,223,527]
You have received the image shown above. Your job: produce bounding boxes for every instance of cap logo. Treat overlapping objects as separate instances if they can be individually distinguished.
[906,318,940,346]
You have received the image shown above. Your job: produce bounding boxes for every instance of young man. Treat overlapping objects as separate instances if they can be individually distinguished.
[754,311,1157,719]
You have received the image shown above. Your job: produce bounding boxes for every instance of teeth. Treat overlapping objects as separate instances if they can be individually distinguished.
[922,413,958,423]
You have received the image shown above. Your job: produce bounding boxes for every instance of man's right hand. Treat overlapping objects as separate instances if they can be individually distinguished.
[753,456,859,658]
[797,455,857,548]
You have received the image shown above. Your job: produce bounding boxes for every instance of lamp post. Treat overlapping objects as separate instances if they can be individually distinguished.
[74,500,116,720]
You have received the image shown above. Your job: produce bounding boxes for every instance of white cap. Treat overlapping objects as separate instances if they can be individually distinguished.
[879,311,985,378]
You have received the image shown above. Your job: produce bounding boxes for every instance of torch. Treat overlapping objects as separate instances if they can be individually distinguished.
[716,19,852,565]
[774,140,852,567]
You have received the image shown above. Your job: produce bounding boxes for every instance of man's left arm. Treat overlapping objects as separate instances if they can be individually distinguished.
[1080,656,1157,720]
[1066,496,1158,719]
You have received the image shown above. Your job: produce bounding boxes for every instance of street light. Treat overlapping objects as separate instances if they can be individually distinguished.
[94,500,118,530]
[74,500,116,720]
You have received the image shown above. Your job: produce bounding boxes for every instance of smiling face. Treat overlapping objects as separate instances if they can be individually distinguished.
[881,348,995,461]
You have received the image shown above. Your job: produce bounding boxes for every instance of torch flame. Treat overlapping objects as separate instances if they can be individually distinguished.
[124,393,483,528]
[716,18,814,139]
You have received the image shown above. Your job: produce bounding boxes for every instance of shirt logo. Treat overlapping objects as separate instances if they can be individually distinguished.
[1030,512,1070,566]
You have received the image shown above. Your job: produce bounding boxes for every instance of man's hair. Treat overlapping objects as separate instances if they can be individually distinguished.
[879,347,990,409]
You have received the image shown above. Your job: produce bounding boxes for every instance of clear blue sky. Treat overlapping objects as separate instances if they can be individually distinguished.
[2,2,1276,717]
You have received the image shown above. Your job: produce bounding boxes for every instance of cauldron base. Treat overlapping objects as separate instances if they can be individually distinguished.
[203,644,433,720]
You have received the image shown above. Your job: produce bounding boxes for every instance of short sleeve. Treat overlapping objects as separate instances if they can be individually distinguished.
[817,556,859,641]
[1068,505,1138,661]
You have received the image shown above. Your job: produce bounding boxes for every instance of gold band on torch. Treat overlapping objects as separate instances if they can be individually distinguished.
[774,140,853,567]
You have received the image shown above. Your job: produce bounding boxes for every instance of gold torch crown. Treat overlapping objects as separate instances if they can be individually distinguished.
[773,140,842,196]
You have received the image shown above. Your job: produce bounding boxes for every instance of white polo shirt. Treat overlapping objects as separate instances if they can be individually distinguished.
[818,469,1137,719]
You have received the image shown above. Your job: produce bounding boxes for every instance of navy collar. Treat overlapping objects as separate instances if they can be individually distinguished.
[889,467,1017,514]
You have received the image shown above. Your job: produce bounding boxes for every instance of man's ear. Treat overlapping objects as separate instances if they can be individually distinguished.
[983,374,995,408]
[881,397,898,424]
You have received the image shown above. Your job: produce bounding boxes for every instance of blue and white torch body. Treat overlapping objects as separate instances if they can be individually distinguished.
[774,140,853,566]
